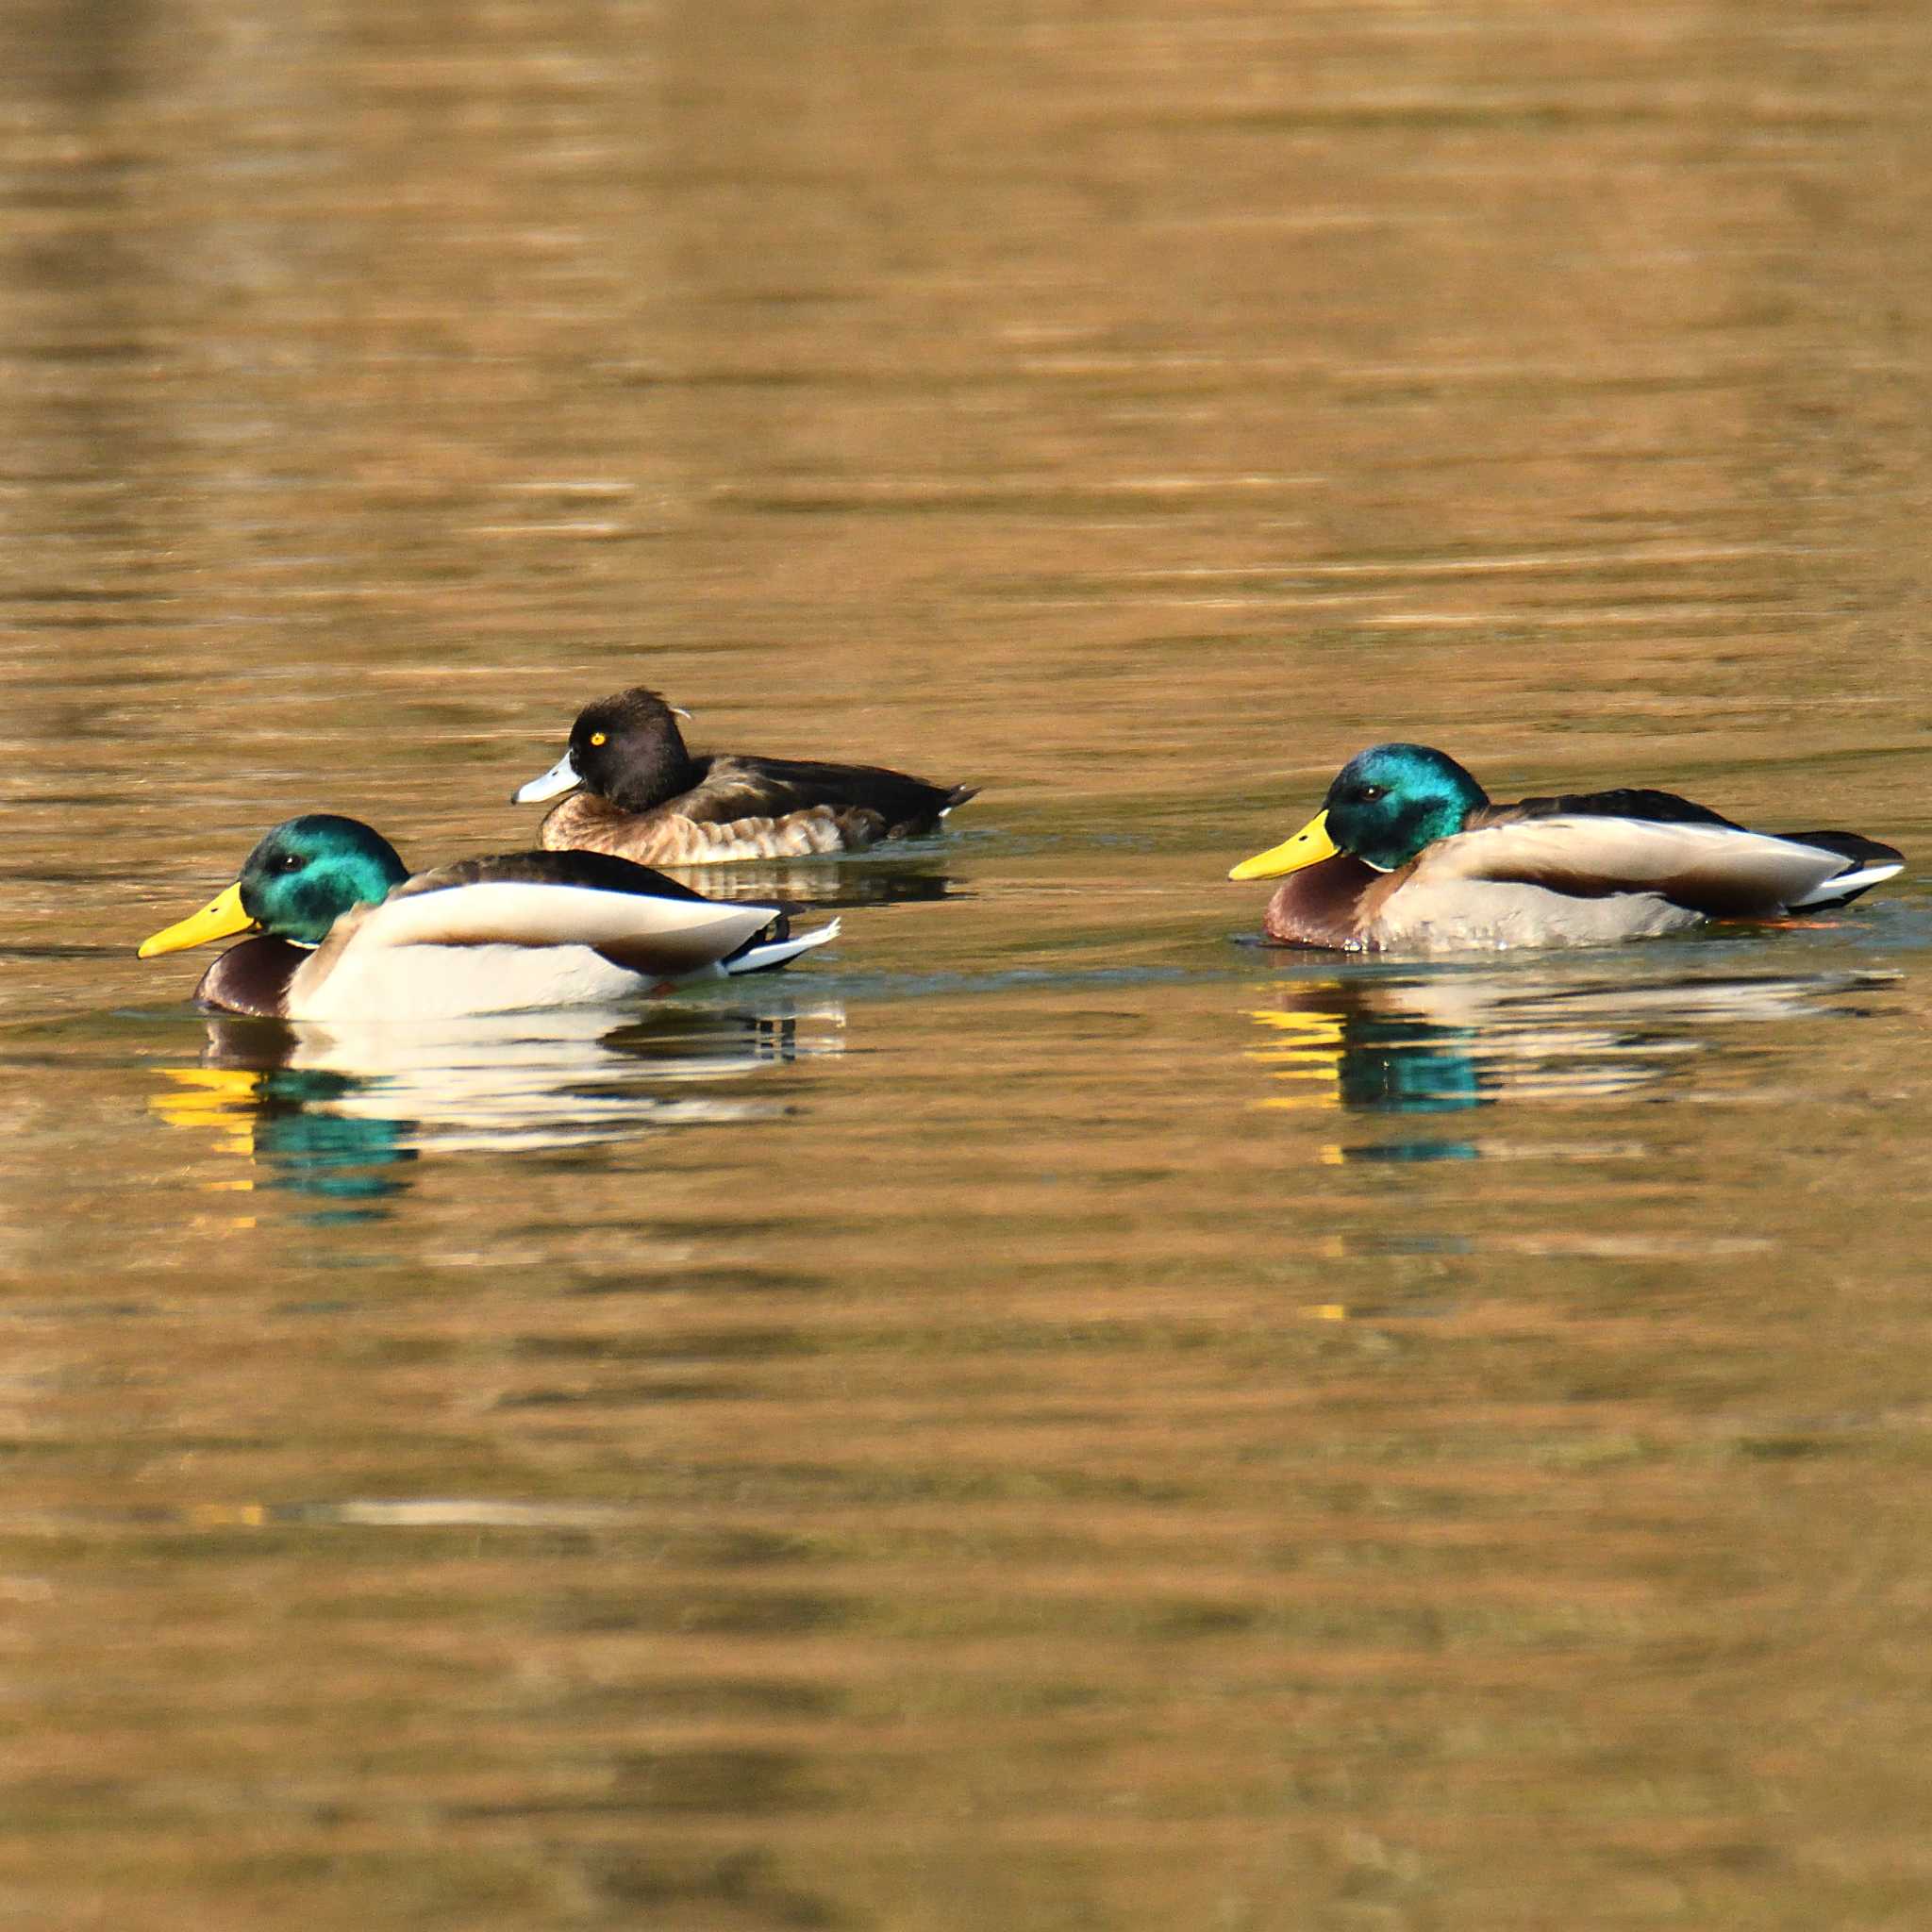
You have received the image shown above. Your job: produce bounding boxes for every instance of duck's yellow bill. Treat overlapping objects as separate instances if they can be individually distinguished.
[139,881,256,958]
[1228,809,1340,881]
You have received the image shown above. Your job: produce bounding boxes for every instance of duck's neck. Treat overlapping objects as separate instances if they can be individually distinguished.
[608,723,697,811]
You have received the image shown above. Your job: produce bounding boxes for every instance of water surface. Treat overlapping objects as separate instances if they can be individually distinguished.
[3,3,1932,1926]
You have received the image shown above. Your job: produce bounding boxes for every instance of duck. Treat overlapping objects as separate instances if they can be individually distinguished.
[1229,742,1904,952]
[138,815,840,1021]
[511,686,977,863]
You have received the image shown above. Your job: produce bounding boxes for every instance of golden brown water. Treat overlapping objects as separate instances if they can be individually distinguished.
[3,3,1932,1925]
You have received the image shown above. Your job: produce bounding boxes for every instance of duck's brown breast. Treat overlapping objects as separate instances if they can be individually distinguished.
[192,936,307,1016]
[1259,854,1382,950]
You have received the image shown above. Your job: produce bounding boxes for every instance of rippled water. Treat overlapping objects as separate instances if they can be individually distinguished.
[5,3,1932,1926]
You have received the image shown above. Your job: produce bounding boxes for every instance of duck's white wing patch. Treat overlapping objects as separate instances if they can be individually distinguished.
[1432,817,1865,914]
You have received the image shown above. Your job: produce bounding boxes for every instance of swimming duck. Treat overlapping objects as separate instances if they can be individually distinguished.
[511,686,978,863]
[138,815,839,1020]
[1229,743,1904,952]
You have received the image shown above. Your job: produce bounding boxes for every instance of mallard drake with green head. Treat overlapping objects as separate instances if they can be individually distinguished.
[512,686,978,863]
[139,815,839,1020]
[1230,743,1904,952]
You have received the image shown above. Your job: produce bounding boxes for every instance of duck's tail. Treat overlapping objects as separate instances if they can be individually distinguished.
[720,915,841,976]
[1780,831,1906,909]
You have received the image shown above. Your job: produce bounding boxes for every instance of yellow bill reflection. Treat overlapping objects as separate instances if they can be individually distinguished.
[151,1067,261,1166]
[1243,996,1347,1111]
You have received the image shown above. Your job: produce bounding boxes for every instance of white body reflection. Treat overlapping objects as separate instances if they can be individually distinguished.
[151,996,847,1205]
[1245,963,1896,1118]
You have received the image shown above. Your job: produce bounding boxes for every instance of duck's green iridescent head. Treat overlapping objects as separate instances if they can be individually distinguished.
[1229,743,1489,881]
[139,815,408,958]
[1321,744,1489,870]
[237,817,408,942]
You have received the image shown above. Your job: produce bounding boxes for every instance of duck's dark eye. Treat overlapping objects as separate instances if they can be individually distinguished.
[1358,784,1385,802]
[277,853,303,872]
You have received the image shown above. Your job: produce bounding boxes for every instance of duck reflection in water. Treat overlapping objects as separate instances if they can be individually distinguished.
[646,856,968,910]
[1245,963,1892,1163]
[151,998,846,1221]
[154,1061,416,1223]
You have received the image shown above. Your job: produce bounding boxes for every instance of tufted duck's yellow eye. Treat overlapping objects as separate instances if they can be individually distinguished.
[589,731,607,747]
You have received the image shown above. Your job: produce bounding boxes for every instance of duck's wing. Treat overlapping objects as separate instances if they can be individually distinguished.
[1417,813,1891,918]
[394,849,715,903]
[1499,790,1903,908]
[684,754,968,833]
[1505,786,1744,829]
[358,851,780,974]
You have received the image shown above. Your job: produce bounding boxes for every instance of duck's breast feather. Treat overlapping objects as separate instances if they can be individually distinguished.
[1260,853,1381,947]
[193,936,306,1016]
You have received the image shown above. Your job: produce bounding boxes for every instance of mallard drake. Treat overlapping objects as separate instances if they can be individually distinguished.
[138,815,839,1020]
[1230,743,1904,952]
[511,686,978,863]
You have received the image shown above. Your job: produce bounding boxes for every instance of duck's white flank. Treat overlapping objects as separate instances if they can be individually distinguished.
[274,879,820,1021]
